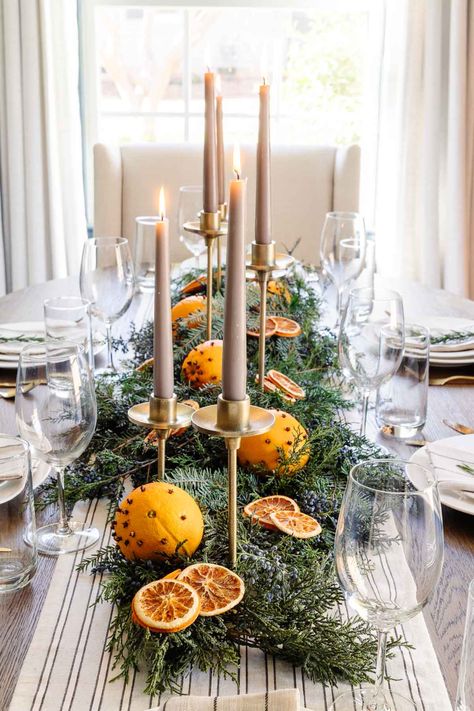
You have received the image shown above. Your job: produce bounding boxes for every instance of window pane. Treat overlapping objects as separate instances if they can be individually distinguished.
[98,115,185,144]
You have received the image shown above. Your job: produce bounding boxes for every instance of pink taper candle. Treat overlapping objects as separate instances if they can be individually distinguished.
[222,145,247,402]
[255,79,271,244]
[204,71,218,213]
[216,93,225,206]
[153,187,174,399]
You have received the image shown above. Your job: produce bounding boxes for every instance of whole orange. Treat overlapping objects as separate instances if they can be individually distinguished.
[112,482,204,561]
[182,339,223,388]
[171,296,206,330]
[237,409,309,475]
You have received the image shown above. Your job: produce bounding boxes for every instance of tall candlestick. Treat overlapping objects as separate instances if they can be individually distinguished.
[216,93,225,206]
[222,145,247,402]
[204,71,218,213]
[255,79,271,244]
[153,187,174,399]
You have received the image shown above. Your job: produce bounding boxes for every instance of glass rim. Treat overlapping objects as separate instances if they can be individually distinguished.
[325,211,362,220]
[43,296,91,311]
[349,458,438,495]
[0,434,30,460]
[179,185,202,192]
[87,236,128,247]
[135,215,160,224]
[403,323,430,339]
[348,286,402,303]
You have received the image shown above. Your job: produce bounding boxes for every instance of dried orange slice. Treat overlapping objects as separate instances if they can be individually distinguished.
[243,495,300,530]
[267,369,305,400]
[247,317,278,338]
[178,563,245,617]
[273,317,302,338]
[132,579,200,633]
[170,400,200,437]
[181,275,207,295]
[162,569,182,580]
[135,357,154,372]
[269,510,322,539]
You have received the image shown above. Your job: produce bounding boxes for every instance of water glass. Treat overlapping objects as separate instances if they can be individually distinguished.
[44,296,94,371]
[376,324,430,438]
[456,579,474,710]
[134,216,158,292]
[178,186,206,266]
[0,436,37,592]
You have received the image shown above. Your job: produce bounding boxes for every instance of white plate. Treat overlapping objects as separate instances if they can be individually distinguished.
[410,446,474,516]
[430,357,474,367]
[0,459,51,505]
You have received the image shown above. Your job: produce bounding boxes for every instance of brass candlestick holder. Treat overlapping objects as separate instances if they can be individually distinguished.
[128,394,195,480]
[192,395,274,566]
[247,242,296,391]
[184,211,226,340]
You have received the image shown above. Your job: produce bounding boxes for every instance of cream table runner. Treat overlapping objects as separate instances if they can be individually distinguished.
[9,499,452,711]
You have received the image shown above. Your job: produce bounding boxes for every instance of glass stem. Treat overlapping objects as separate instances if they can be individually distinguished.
[56,466,71,536]
[105,323,114,371]
[374,631,388,698]
[360,390,370,436]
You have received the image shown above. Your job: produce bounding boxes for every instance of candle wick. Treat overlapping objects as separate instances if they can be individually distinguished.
[263,76,266,86]
[207,65,211,73]
[234,169,240,180]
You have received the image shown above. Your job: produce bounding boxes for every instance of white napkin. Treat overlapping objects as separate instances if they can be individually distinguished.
[149,689,309,711]
[415,316,474,353]
[426,435,474,491]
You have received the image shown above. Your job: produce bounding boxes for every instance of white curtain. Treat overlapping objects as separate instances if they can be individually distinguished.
[365,0,474,297]
[0,0,86,295]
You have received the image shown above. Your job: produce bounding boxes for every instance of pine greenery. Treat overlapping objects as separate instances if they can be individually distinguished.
[40,265,401,695]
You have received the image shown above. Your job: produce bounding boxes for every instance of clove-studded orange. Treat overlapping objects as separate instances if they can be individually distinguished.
[181,339,223,388]
[171,296,206,331]
[237,409,309,475]
[112,482,204,561]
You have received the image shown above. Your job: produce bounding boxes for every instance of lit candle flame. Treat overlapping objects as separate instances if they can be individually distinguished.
[233,144,241,180]
[159,186,166,219]
[260,46,268,85]
[216,74,222,97]
[204,46,211,73]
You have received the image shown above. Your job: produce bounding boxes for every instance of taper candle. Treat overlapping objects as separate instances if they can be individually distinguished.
[204,71,218,213]
[222,145,247,402]
[153,187,174,399]
[216,92,225,206]
[255,78,271,244]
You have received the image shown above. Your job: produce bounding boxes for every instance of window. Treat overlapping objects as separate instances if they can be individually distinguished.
[80,0,380,219]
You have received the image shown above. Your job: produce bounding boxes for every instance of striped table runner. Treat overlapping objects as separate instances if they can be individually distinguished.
[9,499,452,711]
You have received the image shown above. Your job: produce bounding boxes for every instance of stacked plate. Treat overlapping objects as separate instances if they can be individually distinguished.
[418,316,474,367]
[0,321,106,369]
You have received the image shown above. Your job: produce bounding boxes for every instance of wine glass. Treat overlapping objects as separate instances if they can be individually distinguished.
[339,287,405,436]
[331,459,443,710]
[178,186,206,267]
[16,343,98,555]
[80,237,134,372]
[320,212,367,323]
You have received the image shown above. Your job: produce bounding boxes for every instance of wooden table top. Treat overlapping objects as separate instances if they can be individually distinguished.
[0,274,473,710]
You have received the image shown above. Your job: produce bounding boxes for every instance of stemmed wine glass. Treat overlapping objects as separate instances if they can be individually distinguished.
[80,237,134,372]
[320,212,367,323]
[331,459,444,710]
[339,287,405,436]
[178,186,206,267]
[16,343,98,555]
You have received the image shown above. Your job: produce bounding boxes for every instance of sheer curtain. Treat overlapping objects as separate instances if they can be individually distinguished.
[0,0,86,295]
[364,0,474,297]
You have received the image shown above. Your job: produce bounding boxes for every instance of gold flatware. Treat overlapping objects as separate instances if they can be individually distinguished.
[0,386,16,399]
[430,374,474,385]
[405,439,431,447]
[443,419,474,435]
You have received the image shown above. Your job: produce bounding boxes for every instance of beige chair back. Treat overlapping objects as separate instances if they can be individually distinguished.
[93,142,360,265]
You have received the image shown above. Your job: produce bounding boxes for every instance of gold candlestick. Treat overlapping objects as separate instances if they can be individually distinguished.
[184,211,226,340]
[216,202,228,292]
[192,395,274,566]
[128,394,195,480]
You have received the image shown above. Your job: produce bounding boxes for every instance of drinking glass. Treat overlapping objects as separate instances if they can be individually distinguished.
[0,436,37,592]
[178,186,206,266]
[331,459,444,711]
[339,287,405,436]
[16,343,98,555]
[456,579,474,711]
[134,216,158,292]
[376,324,430,438]
[44,296,94,371]
[80,237,134,372]
[320,212,367,321]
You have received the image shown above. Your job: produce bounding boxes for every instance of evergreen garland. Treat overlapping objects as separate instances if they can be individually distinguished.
[38,265,402,696]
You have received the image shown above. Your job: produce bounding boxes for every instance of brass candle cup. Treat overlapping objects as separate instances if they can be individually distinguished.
[192,395,274,566]
[128,394,195,480]
[184,211,226,340]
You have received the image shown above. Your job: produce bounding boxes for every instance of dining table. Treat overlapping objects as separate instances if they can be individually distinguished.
[0,272,473,711]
